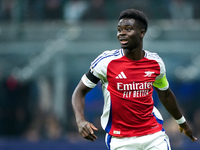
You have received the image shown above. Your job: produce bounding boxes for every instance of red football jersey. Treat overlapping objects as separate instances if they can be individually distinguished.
[82,49,169,137]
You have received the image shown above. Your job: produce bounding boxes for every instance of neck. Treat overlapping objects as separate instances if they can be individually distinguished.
[123,48,144,61]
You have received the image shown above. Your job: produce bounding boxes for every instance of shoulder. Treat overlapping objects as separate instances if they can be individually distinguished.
[91,49,123,68]
[144,50,162,61]
[144,50,166,72]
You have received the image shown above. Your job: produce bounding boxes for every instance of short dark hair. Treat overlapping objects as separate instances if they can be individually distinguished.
[118,9,148,31]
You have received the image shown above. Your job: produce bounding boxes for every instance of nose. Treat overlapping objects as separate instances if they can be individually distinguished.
[119,29,127,35]
[117,29,127,38]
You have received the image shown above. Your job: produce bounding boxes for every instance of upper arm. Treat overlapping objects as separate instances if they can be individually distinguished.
[74,80,93,97]
[72,71,100,100]
[71,80,93,122]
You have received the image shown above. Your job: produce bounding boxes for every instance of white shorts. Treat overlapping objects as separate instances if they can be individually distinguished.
[105,131,171,150]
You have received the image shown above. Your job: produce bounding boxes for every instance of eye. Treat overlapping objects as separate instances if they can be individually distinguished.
[126,28,132,32]
[117,28,122,32]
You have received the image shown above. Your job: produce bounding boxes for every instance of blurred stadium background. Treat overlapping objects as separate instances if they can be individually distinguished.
[0,0,200,149]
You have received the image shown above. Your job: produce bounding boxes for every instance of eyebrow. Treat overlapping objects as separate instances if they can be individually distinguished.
[117,25,133,27]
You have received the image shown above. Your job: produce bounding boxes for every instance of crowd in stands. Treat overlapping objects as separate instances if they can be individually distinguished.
[0,0,199,23]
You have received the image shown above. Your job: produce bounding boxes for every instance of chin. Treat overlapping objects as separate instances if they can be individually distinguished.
[121,45,131,50]
[121,44,128,48]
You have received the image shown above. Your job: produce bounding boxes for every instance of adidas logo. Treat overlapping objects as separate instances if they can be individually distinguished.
[116,71,127,79]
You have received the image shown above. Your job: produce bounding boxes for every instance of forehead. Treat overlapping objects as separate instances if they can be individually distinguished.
[118,18,136,27]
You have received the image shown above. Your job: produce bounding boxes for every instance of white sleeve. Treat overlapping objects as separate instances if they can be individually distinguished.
[154,57,169,91]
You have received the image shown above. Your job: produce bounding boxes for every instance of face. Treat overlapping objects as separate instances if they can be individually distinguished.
[117,18,145,50]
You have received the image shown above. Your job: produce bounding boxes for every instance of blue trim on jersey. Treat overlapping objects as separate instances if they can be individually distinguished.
[106,134,112,150]
[145,50,161,60]
[164,139,170,150]
[120,49,124,56]
[105,104,112,134]
[113,49,120,56]
[144,50,147,57]
[91,55,110,68]
[153,112,165,132]
[91,50,121,68]
[152,112,164,125]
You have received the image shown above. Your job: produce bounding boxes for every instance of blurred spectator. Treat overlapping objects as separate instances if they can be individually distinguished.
[27,0,45,21]
[63,0,89,23]
[44,0,62,20]
[82,0,107,21]
[168,0,194,20]
[24,77,62,140]
[113,0,130,17]
[149,0,170,19]
[0,0,14,21]
[0,0,198,22]
[0,0,29,22]
[0,78,32,136]
[25,111,62,141]
[192,0,200,19]
[44,114,62,139]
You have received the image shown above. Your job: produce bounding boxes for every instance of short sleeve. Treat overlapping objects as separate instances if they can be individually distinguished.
[149,51,169,91]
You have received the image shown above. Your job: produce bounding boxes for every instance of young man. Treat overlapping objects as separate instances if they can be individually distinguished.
[72,9,197,150]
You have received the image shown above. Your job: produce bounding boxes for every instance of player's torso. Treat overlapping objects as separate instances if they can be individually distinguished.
[103,52,163,137]
[107,55,160,100]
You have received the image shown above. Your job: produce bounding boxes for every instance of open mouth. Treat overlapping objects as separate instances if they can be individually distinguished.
[120,39,128,44]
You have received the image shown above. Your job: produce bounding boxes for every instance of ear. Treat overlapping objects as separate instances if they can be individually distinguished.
[140,29,146,38]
